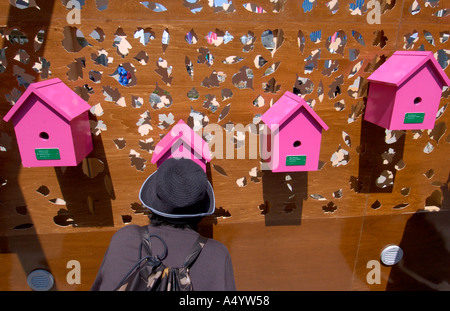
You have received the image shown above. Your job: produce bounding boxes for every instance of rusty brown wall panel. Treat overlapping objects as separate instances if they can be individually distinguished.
[0,0,449,290]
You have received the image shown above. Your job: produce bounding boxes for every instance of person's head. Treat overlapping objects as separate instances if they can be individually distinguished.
[139,158,215,228]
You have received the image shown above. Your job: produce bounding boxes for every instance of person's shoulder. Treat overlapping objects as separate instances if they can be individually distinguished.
[110,224,144,244]
[203,236,231,254]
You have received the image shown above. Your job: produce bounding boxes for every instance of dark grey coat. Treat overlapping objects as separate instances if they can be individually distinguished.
[91,224,236,291]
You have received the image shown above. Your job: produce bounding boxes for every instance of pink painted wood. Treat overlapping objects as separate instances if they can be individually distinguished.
[151,119,212,172]
[260,91,329,172]
[3,78,93,167]
[365,51,450,130]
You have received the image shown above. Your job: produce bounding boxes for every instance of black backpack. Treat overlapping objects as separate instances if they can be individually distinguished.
[114,227,208,291]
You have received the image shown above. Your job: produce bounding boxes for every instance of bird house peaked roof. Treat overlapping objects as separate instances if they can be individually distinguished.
[368,51,450,87]
[151,119,212,164]
[3,78,91,123]
[260,91,329,131]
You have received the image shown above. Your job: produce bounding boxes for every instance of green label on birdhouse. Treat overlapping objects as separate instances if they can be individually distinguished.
[404,112,425,124]
[286,155,306,166]
[35,148,60,160]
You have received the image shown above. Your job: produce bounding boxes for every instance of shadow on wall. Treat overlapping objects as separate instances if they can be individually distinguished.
[386,210,450,290]
[357,119,406,193]
[260,170,307,226]
[53,121,115,227]
[387,176,450,290]
[0,0,57,290]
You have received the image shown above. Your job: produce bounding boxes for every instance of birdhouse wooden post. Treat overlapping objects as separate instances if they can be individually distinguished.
[365,51,450,130]
[3,78,93,167]
[260,91,329,172]
[151,119,212,172]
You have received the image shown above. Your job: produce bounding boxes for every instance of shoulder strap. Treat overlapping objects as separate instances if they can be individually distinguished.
[183,235,208,269]
[139,226,168,261]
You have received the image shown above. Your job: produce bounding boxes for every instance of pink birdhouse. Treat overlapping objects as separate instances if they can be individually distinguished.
[3,78,93,167]
[365,51,450,130]
[151,119,212,172]
[260,91,329,172]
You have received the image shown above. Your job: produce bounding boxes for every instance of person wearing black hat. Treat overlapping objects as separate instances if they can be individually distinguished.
[91,158,236,291]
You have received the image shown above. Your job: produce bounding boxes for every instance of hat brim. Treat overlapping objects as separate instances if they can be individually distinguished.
[139,170,215,218]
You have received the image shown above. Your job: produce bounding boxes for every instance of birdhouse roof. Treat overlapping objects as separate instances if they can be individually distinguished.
[151,119,212,164]
[3,78,91,123]
[260,91,329,131]
[368,51,450,87]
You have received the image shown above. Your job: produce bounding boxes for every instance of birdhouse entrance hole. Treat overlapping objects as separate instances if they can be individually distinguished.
[293,140,301,148]
[413,97,422,105]
[39,132,49,140]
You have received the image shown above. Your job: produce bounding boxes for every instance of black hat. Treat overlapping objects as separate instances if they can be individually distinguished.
[139,158,215,218]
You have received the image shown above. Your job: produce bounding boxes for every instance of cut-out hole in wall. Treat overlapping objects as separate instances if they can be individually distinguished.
[187,87,199,100]
[36,185,50,196]
[185,29,198,45]
[210,0,235,13]
[401,187,411,196]
[91,49,113,67]
[322,60,339,77]
[262,77,281,93]
[135,50,149,65]
[330,145,350,167]
[376,170,394,189]
[113,138,126,150]
[326,31,347,56]
[262,62,280,77]
[372,30,388,48]
[129,149,147,171]
[425,190,442,211]
[393,203,409,210]
[302,0,317,13]
[206,29,232,47]
[32,57,51,79]
[202,70,226,88]
[222,89,233,101]
[54,209,75,227]
[333,189,343,199]
[334,99,345,111]
[15,205,28,215]
[134,27,155,46]
[328,75,344,99]
[232,66,253,89]
[103,85,126,106]
[140,2,167,12]
[183,0,202,13]
[197,47,214,66]
[428,122,446,143]
[158,113,175,130]
[243,3,267,13]
[121,215,132,224]
[322,201,337,213]
[34,29,45,51]
[113,28,132,58]
[293,76,314,96]
[67,57,85,81]
[371,200,382,210]
[13,65,35,87]
[111,63,137,86]
[162,28,170,52]
[3,28,29,45]
[403,30,419,49]
[155,58,173,85]
[240,31,256,52]
[90,27,105,42]
[254,55,268,68]
[261,29,284,56]
[298,30,306,53]
[137,111,153,136]
[203,94,220,113]
[139,138,155,153]
[222,56,243,66]
[62,26,91,52]
[253,95,265,107]
[304,49,320,74]
[218,104,231,123]
[14,223,33,230]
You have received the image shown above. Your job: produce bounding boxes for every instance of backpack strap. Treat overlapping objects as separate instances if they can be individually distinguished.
[183,235,208,269]
[139,226,167,261]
